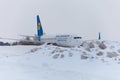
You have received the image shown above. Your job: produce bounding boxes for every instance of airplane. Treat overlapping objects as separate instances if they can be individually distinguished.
[0,15,83,47]
[36,15,82,47]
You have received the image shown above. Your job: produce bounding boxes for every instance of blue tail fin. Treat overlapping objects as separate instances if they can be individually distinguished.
[37,15,43,41]
[98,32,101,40]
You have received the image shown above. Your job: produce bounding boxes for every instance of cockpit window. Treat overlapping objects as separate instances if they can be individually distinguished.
[74,37,82,39]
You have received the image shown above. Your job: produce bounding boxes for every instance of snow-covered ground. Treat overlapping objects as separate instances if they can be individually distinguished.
[1,40,120,80]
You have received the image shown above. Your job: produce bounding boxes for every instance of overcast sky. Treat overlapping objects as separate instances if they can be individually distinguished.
[0,0,120,40]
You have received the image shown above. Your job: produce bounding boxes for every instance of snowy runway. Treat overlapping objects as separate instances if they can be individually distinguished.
[0,42,120,80]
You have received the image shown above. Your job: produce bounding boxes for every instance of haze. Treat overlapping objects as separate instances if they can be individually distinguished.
[0,0,120,41]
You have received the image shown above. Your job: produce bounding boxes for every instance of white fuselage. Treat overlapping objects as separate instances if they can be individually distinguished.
[40,34,82,47]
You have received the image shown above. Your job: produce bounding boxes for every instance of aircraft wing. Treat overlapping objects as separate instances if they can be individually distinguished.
[0,37,19,40]
[19,35,37,38]
[0,37,42,45]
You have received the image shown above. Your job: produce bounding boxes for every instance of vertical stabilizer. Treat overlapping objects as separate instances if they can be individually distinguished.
[37,15,43,41]
[98,32,101,40]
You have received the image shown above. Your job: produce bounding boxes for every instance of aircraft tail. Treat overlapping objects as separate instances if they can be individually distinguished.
[98,32,101,40]
[37,15,43,41]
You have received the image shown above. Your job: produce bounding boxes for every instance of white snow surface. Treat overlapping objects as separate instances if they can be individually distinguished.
[0,40,120,80]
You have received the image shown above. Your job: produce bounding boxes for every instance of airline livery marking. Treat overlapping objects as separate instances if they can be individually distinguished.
[37,23,40,30]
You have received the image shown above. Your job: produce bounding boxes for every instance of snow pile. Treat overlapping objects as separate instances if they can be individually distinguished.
[28,40,120,63]
[0,40,120,80]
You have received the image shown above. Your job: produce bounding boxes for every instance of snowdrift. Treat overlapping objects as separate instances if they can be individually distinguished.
[28,40,120,63]
[0,40,120,80]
